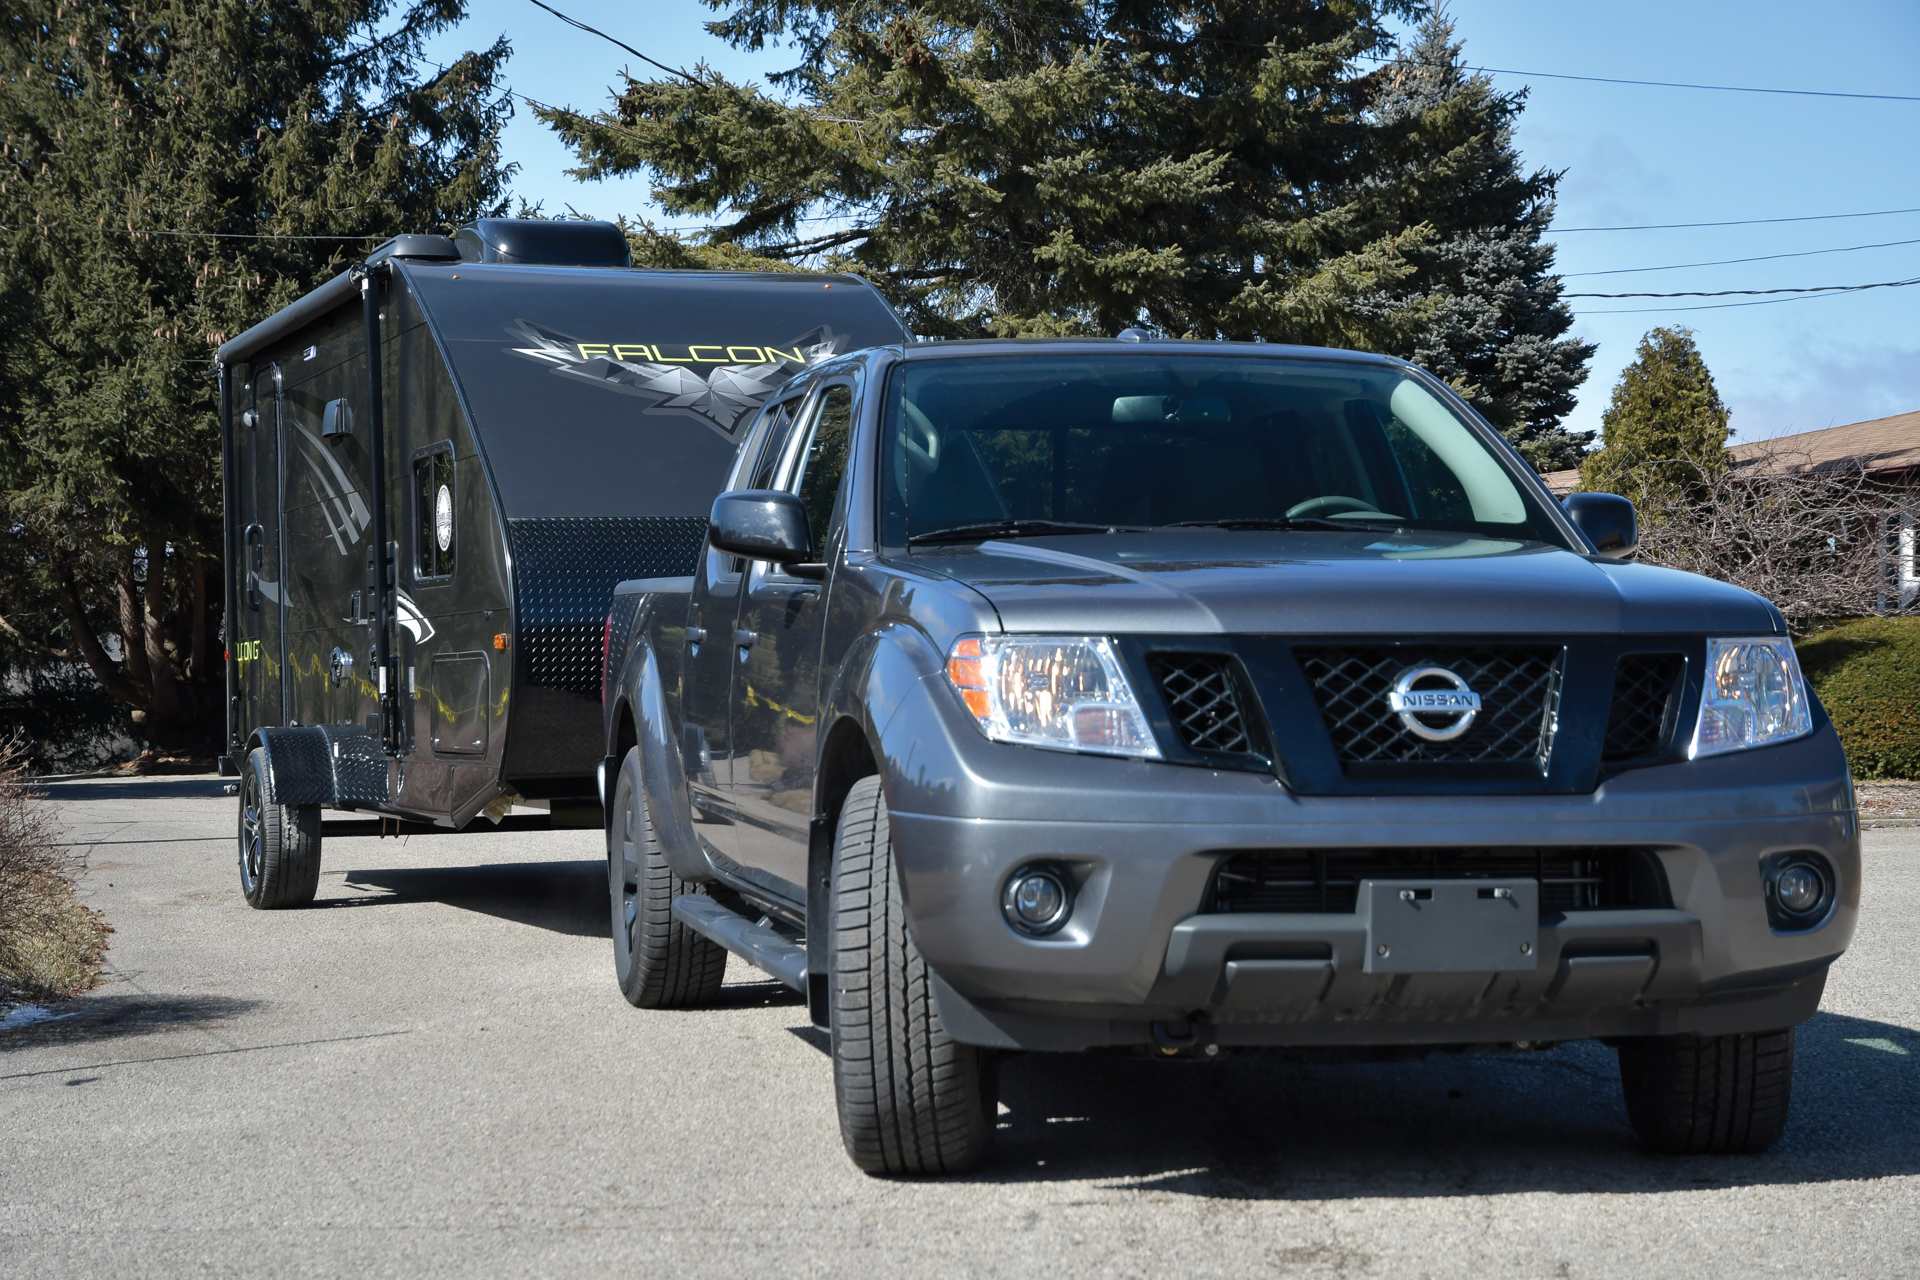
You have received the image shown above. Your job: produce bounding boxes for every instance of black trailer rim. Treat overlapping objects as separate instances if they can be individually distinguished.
[240,768,264,894]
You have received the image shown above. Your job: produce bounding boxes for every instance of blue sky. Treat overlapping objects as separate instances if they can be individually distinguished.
[427,0,1920,447]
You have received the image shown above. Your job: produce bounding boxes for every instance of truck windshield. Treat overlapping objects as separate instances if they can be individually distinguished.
[880,354,1566,547]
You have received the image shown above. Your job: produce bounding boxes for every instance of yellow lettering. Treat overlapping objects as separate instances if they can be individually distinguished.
[688,345,726,363]
[611,344,654,362]
[763,345,805,365]
[652,345,692,363]
[576,343,610,360]
[726,346,767,364]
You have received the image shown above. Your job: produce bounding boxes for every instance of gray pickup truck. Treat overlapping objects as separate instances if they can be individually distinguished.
[600,338,1857,1176]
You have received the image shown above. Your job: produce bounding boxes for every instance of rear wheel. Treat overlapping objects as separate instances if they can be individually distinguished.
[1617,1029,1795,1153]
[237,747,321,909]
[608,747,728,1009]
[829,774,997,1176]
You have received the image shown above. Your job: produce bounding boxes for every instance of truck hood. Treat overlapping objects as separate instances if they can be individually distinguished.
[909,529,1782,637]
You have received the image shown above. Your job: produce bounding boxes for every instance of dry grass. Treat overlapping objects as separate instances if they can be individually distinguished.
[0,734,110,1005]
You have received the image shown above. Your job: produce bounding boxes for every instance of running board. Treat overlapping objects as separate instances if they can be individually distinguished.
[671,894,807,992]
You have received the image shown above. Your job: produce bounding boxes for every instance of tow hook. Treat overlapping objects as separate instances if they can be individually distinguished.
[1150,1015,1220,1059]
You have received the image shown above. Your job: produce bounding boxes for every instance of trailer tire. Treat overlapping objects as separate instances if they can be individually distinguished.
[829,774,997,1177]
[608,747,728,1009]
[1617,1028,1795,1154]
[238,747,322,909]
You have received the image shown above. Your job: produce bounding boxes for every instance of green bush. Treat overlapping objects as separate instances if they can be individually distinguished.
[1797,618,1920,780]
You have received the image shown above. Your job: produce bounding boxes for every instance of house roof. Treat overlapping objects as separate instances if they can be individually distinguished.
[1729,409,1920,477]
[1534,408,1920,492]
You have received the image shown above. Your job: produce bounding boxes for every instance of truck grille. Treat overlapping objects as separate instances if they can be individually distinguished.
[1602,653,1686,762]
[1149,652,1260,758]
[1204,846,1668,915]
[1294,644,1563,766]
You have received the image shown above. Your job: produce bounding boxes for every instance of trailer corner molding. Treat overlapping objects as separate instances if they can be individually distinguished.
[506,319,852,440]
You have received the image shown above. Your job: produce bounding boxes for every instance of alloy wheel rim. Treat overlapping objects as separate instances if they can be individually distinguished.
[240,773,264,891]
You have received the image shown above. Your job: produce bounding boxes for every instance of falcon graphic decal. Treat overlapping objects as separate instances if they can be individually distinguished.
[505,320,849,440]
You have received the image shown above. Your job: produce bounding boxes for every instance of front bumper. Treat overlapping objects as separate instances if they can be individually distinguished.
[880,672,1859,1052]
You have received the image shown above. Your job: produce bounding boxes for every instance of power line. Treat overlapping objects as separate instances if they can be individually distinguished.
[523,0,701,84]
[1562,236,1920,278]
[1565,276,1920,299]
[1551,206,1920,233]
[1420,60,1920,104]
[1576,288,1899,315]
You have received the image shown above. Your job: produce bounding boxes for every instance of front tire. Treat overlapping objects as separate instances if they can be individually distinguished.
[1617,1029,1795,1153]
[608,747,728,1009]
[829,774,997,1176]
[237,747,321,909]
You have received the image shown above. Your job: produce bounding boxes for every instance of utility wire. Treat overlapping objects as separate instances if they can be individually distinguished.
[1350,52,1920,104]
[1552,206,1920,232]
[1577,288,1903,315]
[1562,236,1920,278]
[523,0,701,84]
[1565,276,1920,299]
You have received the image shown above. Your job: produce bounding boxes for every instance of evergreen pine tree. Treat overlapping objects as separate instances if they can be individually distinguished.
[1579,326,1730,500]
[540,0,1442,346]
[1367,10,1595,470]
[0,2,513,754]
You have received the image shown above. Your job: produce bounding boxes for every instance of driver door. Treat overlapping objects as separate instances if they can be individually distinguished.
[725,383,855,897]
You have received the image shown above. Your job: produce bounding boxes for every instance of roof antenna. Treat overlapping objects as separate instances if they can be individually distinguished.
[1116,327,1153,342]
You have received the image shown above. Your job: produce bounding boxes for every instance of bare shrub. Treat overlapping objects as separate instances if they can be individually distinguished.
[1604,442,1909,634]
[0,733,109,1003]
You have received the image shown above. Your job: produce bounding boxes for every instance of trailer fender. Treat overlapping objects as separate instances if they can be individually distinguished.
[247,725,390,808]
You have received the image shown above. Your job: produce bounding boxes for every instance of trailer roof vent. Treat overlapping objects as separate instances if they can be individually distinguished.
[452,218,632,268]
[366,234,461,264]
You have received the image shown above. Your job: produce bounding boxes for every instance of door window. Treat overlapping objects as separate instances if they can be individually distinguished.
[788,385,854,556]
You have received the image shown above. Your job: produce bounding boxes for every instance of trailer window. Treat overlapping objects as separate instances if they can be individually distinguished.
[414,446,456,580]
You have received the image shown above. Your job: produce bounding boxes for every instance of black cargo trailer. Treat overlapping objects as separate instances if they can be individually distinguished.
[216,218,908,907]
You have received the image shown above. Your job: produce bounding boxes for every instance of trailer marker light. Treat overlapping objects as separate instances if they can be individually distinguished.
[494,634,508,650]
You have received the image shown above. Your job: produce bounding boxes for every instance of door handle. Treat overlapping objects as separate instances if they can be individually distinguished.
[733,629,758,649]
[685,626,707,643]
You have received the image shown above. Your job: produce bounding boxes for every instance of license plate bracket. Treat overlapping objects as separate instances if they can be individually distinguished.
[1359,878,1539,974]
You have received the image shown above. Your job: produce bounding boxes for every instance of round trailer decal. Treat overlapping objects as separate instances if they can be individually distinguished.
[435,484,453,552]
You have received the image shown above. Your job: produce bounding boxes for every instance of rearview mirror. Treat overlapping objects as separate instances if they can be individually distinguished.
[709,489,812,564]
[1562,492,1638,559]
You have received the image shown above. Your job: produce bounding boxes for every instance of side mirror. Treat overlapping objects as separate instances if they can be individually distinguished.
[1562,492,1638,559]
[709,489,812,564]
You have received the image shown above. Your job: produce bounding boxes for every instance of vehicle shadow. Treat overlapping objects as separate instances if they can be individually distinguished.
[960,1009,1920,1195]
[332,861,608,939]
[0,994,261,1057]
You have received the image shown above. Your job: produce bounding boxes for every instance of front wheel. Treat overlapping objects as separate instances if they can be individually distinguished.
[1617,1029,1795,1153]
[608,747,728,1008]
[829,774,997,1176]
[237,747,321,909]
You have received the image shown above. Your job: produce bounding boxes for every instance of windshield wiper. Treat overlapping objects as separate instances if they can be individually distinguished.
[1159,517,1404,533]
[907,519,1145,546]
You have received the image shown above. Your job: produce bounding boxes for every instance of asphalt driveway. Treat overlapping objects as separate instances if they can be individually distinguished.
[3,774,1916,1278]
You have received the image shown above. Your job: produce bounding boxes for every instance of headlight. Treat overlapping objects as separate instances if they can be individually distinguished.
[1688,637,1813,758]
[945,635,1160,759]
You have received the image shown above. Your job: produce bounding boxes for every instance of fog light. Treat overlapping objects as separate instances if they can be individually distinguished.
[1002,865,1072,936]
[1775,865,1824,913]
[1761,852,1836,932]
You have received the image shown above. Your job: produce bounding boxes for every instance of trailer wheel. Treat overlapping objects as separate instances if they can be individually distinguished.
[237,746,322,909]
[608,747,728,1009]
[829,774,997,1176]
[1617,1029,1795,1154]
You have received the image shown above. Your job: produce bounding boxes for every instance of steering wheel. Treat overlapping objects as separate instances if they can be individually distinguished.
[1287,495,1388,519]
